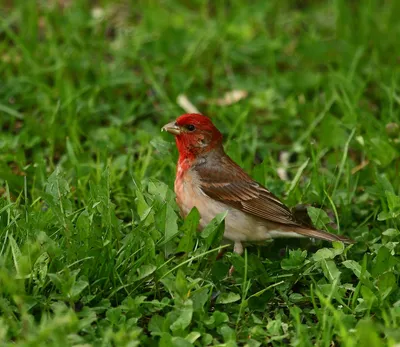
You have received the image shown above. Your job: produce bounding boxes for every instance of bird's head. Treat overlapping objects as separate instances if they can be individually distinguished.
[162,113,223,160]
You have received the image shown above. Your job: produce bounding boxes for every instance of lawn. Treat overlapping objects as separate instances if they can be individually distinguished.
[1,1,400,346]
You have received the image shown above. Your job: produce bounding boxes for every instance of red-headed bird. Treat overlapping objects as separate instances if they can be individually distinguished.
[162,113,353,256]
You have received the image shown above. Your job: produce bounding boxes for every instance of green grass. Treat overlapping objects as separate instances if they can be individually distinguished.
[1,0,400,346]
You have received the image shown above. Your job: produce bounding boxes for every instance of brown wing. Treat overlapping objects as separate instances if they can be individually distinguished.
[194,150,354,244]
[195,152,302,228]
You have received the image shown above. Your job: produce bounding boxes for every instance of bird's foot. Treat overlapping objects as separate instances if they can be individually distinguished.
[228,265,235,276]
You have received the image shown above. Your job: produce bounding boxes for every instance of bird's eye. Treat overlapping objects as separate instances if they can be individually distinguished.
[186,124,196,132]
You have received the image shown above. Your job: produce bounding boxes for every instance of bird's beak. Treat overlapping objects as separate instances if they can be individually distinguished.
[162,122,181,135]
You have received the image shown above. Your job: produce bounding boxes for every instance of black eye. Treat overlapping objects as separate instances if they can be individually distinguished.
[186,124,195,131]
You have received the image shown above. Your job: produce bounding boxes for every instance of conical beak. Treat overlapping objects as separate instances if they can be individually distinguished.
[162,122,181,135]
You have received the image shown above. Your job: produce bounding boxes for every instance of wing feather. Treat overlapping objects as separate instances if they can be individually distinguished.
[195,154,301,227]
[193,150,354,244]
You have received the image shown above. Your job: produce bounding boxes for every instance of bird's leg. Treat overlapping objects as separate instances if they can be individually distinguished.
[233,241,243,255]
[229,241,243,276]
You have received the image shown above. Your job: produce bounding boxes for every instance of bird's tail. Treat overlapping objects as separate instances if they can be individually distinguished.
[294,227,355,244]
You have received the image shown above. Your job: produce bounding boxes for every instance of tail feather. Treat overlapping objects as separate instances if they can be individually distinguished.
[294,227,355,244]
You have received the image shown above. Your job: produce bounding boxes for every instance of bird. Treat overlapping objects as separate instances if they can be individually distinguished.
[162,113,354,259]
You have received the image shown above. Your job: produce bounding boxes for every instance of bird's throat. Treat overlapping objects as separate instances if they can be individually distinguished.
[178,154,195,172]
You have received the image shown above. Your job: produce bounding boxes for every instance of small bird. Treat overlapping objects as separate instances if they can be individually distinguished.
[162,113,353,257]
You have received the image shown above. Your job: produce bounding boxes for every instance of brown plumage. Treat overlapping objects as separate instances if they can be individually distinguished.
[195,146,353,244]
